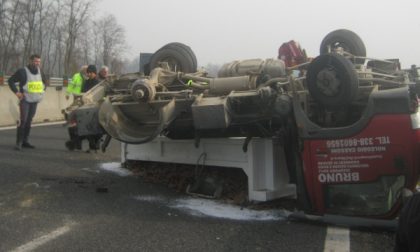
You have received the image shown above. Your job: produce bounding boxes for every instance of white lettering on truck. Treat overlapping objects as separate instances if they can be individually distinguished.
[318,172,360,183]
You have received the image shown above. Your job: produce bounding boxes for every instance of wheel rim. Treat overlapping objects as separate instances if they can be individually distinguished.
[160,57,181,72]
[329,41,351,54]
[316,67,341,96]
[307,53,358,107]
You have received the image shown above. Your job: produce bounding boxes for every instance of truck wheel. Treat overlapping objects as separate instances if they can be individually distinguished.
[159,42,197,71]
[320,29,366,64]
[149,42,197,73]
[306,53,359,108]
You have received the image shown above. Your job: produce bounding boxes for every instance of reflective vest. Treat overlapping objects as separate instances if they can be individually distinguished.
[67,72,84,95]
[23,67,44,103]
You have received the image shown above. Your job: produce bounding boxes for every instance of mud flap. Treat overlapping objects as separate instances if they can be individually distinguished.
[186,176,223,199]
[186,152,224,199]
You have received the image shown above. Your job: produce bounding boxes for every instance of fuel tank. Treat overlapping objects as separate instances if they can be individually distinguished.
[218,58,287,78]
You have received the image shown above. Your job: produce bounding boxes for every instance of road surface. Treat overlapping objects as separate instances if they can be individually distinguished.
[0,124,395,251]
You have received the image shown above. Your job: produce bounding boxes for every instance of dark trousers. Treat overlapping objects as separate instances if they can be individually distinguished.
[68,126,83,150]
[67,128,101,151]
[87,134,102,150]
[17,100,38,145]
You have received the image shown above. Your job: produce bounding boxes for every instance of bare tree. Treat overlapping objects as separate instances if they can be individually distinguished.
[0,0,7,48]
[110,58,125,75]
[0,0,129,77]
[79,23,92,64]
[1,0,23,73]
[94,14,126,69]
[54,30,65,76]
[0,0,8,70]
[42,0,62,75]
[21,0,43,62]
[62,0,94,75]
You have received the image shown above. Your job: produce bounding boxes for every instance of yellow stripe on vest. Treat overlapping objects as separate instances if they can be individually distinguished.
[28,81,44,93]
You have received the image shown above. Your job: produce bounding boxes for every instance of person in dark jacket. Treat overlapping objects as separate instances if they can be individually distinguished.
[394,193,420,252]
[8,54,47,150]
[83,65,102,152]
[82,65,99,92]
[66,64,101,152]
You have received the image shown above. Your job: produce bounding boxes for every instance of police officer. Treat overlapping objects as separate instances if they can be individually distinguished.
[8,54,46,150]
[66,65,87,101]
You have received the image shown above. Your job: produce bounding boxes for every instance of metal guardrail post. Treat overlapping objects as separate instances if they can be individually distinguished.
[45,73,50,86]
[63,75,68,87]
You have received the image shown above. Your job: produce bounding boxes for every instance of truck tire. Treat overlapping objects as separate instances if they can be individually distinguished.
[320,29,366,64]
[149,42,197,73]
[159,42,197,70]
[306,53,359,108]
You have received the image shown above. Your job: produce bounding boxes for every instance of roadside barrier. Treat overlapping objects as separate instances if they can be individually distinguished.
[0,76,72,126]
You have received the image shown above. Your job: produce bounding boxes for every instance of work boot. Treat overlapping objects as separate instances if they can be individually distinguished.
[21,125,35,148]
[23,126,31,145]
[22,142,35,149]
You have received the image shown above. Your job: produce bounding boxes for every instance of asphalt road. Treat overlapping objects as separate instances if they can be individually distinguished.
[0,124,396,252]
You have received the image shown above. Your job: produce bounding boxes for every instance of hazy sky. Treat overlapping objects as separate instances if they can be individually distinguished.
[99,0,420,68]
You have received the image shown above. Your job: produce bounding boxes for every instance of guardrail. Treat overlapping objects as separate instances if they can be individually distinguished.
[49,77,69,87]
[1,75,69,87]
[0,75,72,126]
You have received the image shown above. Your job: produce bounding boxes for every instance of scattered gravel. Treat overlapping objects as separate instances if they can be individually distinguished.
[125,160,298,211]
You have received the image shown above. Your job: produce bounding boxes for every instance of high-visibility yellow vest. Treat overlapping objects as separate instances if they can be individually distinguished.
[23,67,44,102]
[27,81,44,93]
[67,72,84,95]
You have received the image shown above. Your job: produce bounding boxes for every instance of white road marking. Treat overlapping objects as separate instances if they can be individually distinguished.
[324,226,350,252]
[10,223,75,252]
[0,121,65,131]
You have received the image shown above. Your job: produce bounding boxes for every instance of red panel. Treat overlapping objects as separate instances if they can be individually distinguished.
[302,114,419,215]
[278,40,305,67]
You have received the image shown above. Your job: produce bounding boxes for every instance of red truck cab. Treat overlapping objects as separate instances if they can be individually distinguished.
[295,86,420,218]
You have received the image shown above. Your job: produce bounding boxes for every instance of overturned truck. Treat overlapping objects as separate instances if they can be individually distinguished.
[70,29,420,220]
